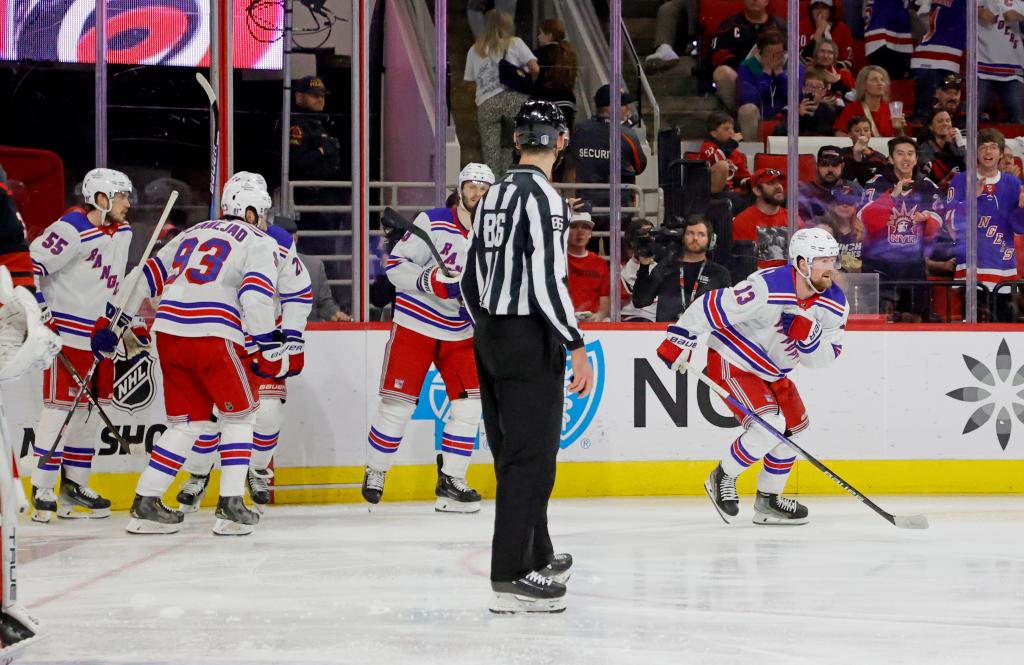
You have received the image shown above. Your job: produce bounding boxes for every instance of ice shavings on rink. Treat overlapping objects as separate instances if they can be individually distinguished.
[15,496,1024,665]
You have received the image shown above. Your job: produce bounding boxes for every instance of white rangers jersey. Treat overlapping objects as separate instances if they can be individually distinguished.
[384,206,472,341]
[125,219,279,346]
[674,266,848,382]
[979,0,1024,81]
[30,208,132,351]
[241,223,313,354]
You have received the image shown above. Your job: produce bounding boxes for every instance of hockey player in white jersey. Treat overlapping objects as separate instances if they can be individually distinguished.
[28,168,136,522]
[656,228,848,525]
[175,172,312,512]
[90,183,282,535]
[0,265,60,658]
[362,163,494,512]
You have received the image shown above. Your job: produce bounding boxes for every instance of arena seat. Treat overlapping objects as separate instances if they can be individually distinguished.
[754,153,817,182]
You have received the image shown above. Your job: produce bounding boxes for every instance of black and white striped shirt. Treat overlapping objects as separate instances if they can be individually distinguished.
[463,165,584,350]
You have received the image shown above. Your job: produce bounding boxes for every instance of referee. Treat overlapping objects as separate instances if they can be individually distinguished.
[462,100,594,614]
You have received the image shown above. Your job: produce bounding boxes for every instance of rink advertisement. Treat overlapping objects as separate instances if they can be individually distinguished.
[2,327,1023,504]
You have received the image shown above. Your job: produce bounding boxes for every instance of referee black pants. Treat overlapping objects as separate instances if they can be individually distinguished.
[473,310,565,583]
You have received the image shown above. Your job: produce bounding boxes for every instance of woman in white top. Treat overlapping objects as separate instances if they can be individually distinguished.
[464,9,538,178]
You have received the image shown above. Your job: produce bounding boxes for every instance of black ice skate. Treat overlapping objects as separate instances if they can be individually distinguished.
[538,553,573,584]
[434,454,480,513]
[57,477,111,519]
[176,473,210,514]
[247,467,273,507]
[752,491,809,525]
[30,486,57,523]
[490,571,567,614]
[126,495,184,534]
[213,496,260,536]
[704,464,740,523]
[362,467,386,505]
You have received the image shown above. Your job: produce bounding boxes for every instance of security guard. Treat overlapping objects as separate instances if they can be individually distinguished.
[463,100,595,614]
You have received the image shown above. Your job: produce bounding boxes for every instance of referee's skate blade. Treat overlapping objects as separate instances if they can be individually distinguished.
[212,519,255,536]
[434,497,481,513]
[893,514,929,529]
[126,518,180,535]
[57,505,111,519]
[489,592,566,614]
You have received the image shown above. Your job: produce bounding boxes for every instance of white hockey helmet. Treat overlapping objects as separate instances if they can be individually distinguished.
[221,171,268,213]
[81,168,134,211]
[223,183,273,227]
[458,162,495,187]
[789,227,839,269]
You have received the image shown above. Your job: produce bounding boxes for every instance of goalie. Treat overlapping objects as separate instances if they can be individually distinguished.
[0,265,62,657]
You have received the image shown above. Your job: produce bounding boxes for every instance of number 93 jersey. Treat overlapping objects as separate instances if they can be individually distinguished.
[30,208,133,351]
[130,219,280,346]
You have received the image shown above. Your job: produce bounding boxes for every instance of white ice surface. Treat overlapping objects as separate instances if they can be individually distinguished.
[14,496,1024,665]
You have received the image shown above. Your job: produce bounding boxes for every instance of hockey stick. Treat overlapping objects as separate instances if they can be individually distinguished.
[695,370,929,530]
[54,352,130,454]
[196,72,219,220]
[382,207,454,278]
[38,191,179,468]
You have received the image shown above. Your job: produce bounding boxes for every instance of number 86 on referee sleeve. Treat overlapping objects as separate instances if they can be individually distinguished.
[482,212,505,247]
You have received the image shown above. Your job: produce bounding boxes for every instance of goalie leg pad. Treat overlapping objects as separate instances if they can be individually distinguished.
[137,421,213,497]
[218,417,254,498]
[366,397,415,473]
[251,397,284,470]
[440,397,481,479]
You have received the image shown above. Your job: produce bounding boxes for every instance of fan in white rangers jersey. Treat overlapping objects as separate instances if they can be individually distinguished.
[90,183,282,536]
[656,228,849,525]
[27,168,138,522]
[361,163,494,512]
[175,172,313,513]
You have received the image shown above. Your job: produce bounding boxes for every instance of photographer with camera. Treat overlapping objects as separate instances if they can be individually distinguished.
[631,215,731,322]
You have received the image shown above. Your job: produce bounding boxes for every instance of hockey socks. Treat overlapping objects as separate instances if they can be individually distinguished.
[365,397,414,473]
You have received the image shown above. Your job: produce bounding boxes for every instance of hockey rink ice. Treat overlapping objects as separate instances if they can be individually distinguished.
[15,495,1024,665]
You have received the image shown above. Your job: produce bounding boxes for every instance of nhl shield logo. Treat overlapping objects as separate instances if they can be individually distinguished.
[113,355,156,414]
[560,340,605,449]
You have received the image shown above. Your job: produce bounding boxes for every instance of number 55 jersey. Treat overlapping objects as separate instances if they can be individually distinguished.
[126,219,280,345]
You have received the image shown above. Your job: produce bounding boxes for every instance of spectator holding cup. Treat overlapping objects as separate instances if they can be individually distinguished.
[834,66,905,138]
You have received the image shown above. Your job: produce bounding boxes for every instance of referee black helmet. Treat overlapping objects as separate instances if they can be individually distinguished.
[514,100,568,150]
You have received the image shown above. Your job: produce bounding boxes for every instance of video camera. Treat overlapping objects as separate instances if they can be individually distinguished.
[629,217,686,265]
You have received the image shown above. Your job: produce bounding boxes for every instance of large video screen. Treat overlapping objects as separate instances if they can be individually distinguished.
[2,1,283,69]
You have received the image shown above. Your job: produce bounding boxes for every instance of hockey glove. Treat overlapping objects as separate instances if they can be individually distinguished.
[122,323,152,364]
[38,300,59,335]
[779,311,821,344]
[657,325,698,374]
[418,267,461,300]
[90,303,132,359]
[251,331,287,379]
[282,330,305,378]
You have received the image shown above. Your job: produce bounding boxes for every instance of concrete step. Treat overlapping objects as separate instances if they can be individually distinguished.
[643,60,700,97]
[643,95,722,139]
[624,17,657,56]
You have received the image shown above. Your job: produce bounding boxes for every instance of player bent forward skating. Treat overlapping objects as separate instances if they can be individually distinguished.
[656,228,848,525]
[362,163,494,513]
[90,183,283,536]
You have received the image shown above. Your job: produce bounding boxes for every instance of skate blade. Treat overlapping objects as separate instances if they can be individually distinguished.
[126,518,181,534]
[212,519,255,536]
[540,570,571,584]
[57,506,111,519]
[489,592,566,614]
[177,502,201,514]
[434,497,481,513]
[30,510,53,523]
[752,512,808,526]
[703,480,737,524]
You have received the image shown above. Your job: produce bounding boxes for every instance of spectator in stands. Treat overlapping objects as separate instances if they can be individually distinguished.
[620,218,659,322]
[916,109,966,191]
[632,215,731,322]
[798,145,861,221]
[737,31,800,141]
[799,0,854,70]
[772,69,840,137]
[1001,145,1023,179]
[566,207,610,322]
[929,74,966,129]
[809,37,854,100]
[816,184,865,272]
[863,0,913,79]
[840,115,888,185]
[567,85,648,230]
[909,0,965,123]
[533,18,578,131]
[710,0,786,111]
[834,65,905,138]
[700,110,752,207]
[645,0,699,66]
[979,3,1024,124]
[732,168,788,277]
[276,216,352,323]
[464,9,538,178]
[859,136,943,321]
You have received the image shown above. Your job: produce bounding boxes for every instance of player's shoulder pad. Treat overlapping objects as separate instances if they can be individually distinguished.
[759,265,797,298]
[265,223,295,250]
[57,207,92,233]
[423,207,455,223]
[814,282,848,320]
